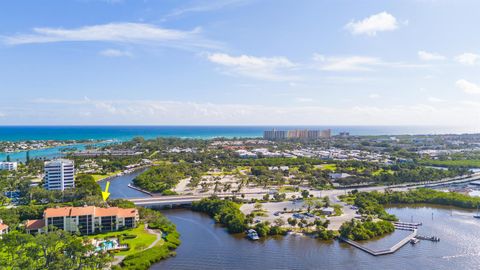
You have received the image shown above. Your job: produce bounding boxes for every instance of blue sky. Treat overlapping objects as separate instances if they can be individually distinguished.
[1,0,480,127]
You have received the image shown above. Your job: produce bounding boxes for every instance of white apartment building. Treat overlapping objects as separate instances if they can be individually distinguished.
[0,162,18,171]
[44,159,75,191]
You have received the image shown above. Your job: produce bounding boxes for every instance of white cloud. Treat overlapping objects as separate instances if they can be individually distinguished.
[456,79,480,94]
[2,22,221,50]
[428,97,444,103]
[455,53,480,65]
[345,12,399,36]
[314,55,382,71]
[206,53,298,81]
[313,54,423,72]
[295,97,314,103]
[164,0,252,20]
[313,53,427,72]
[369,94,380,99]
[99,49,132,57]
[418,50,446,61]
[24,97,480,127]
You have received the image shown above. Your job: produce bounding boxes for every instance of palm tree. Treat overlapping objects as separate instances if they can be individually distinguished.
[213,180,221,194]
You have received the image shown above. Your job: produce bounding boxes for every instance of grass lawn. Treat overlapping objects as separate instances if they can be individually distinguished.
[89,171,121,182]
[279,186,296,193]
[148,150,159,158]
[372,169,394,176]
[332,204,343,216]
[420,159,480,168]
[319,164,337,171]
[236,166,251,172]
[152,160,171,165]
[345,166,365,172]
[88,223,160,256]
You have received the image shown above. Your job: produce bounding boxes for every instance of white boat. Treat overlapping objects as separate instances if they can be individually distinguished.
[247,229,260,240]
[474,205,480,218]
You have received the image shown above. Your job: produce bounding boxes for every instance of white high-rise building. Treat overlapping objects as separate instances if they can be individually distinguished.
[44,159,75,191]
[0,162,18,171]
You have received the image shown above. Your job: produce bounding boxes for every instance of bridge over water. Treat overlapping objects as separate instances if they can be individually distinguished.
[128,194,247,207]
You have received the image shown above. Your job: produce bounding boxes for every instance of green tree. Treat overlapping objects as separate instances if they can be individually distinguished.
[255,222,270,237]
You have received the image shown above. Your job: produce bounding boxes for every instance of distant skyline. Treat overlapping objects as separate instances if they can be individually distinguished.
[1,0,480,127]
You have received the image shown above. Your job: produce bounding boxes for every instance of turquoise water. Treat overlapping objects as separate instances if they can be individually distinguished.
[0,142,110,162]
[0,125,472,142]
[0,125,476,162]
[95,240,116,251]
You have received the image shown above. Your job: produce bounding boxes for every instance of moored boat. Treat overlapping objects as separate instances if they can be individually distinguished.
[247,229,260,240]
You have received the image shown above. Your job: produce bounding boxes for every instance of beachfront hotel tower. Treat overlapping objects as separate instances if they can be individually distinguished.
[44,159,75,191]
[264,129,331,140]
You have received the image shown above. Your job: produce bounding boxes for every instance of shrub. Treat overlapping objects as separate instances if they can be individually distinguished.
[192,198,247,233]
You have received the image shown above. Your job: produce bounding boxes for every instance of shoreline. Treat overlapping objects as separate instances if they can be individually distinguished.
[128,184,154,196]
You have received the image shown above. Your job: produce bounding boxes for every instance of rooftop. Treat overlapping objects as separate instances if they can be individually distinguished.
[0,222,8,230]
[25,219,45,230]
[44,206,138,218]
[44,159,74,165]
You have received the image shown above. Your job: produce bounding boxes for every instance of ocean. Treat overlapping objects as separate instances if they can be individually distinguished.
[0,125,476,162]
[0,125,475,142]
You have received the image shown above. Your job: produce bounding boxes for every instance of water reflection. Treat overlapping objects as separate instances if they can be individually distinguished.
[97,169,149,199]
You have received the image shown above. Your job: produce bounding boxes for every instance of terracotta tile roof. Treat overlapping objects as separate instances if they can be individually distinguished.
[95,207,138,218]
[25,219,45,230]
[44,206,138,218]
[0,223,8,231]
[117,208,138,218]
[44,206,96,218]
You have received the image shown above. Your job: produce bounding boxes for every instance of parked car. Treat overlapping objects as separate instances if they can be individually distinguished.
[293,213,305,219]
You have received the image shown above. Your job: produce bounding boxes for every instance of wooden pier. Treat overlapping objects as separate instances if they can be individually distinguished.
[340,229,418,256]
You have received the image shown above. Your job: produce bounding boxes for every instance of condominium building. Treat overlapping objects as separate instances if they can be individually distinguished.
[288,129,308,139]
[320,129,332,138]
[264,129,332,140]
[25,206,139,235]
[44,159,75,191]
[0,161,18,171]
[263,129,287,140]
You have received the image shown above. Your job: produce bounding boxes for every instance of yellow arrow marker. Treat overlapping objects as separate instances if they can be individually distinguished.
[102,181,111,201]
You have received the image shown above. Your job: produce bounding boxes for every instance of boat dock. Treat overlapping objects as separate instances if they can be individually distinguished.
[341,220,440,255]
[416,235,440,242]
[340,229,418,256]
[393,221,421,231]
